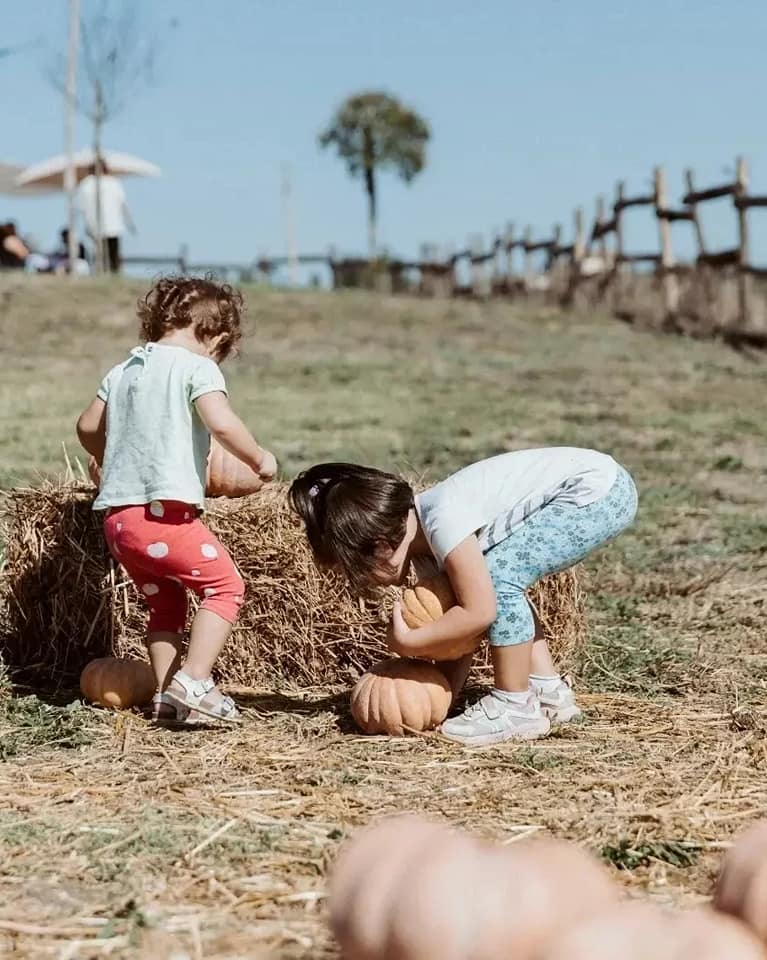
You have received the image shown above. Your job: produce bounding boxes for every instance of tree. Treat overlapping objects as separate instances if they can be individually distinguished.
[49,1,172,270]
[319,92,430,257]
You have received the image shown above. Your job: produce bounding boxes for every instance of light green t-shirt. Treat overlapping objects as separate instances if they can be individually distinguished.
[93,343,227,511]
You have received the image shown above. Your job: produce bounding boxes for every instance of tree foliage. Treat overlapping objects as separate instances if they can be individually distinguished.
[319,92,430,254]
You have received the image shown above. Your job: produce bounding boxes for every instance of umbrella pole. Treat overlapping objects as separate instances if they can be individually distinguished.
[64,0,80,274]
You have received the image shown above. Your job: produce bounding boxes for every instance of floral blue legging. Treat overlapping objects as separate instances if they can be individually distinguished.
[484,466,638,646]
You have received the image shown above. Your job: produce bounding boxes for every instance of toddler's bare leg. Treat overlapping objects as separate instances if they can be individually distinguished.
[147,631,183,690]
[182,608,233,680]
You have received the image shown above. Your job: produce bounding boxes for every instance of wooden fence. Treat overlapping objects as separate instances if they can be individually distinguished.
[258,155,767,347]
[125,155,767,348]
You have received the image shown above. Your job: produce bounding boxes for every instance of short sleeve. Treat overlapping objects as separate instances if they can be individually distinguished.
[188,358,227,402]
[97,365,117,402]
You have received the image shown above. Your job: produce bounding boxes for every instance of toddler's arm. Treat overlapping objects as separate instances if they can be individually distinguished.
[195,392,276,481]
[390,536,496,658]
[76,398,107,464]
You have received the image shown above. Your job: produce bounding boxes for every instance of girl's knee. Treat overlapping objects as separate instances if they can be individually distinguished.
[488,592,536,647]
[198,569,244,624]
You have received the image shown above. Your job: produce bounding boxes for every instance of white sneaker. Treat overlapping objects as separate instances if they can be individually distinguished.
[440,691,551,746]
[532,679,583,724]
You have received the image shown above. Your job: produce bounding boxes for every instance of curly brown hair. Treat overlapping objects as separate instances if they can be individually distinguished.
[137,275,244,361]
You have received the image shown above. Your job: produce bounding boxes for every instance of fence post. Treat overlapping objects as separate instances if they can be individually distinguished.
[684,167,716,332]
[564,207,585,307]
[504,222,515,295]
[178,243,189,274]
[735,156,752,332]
[469,233,488,298]
[654,166,680,326]
[523,225,534,294]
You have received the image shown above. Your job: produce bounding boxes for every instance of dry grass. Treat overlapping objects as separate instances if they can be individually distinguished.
[0,276,766,957]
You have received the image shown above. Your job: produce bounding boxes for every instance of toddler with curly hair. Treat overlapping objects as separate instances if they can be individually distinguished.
[77,275,277,724]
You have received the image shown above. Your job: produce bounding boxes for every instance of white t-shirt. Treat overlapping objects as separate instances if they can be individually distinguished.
[93,343,227,511]
[415,448,619,569]
[77,174,128,238]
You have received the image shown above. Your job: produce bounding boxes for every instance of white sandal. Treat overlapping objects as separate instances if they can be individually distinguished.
[146,691,203,726]
[164,670,241,723]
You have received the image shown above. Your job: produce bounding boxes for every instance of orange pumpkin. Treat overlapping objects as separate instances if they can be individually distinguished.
[87,455,102,488]
[714,820,767,943]
[399,574,482,660]
[330,816,618,960]
[86,438,263,499]
[539,902,765,960]
[349,658,452,735]
[80,657,156,709]
[204,436,264,498]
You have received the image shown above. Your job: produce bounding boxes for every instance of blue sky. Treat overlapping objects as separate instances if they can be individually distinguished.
[3,0,767,274]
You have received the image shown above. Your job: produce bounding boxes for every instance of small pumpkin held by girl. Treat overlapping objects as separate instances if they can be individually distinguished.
[289,448,638,747]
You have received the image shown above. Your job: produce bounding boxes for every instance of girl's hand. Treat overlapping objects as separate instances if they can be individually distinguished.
[387,601,414,656]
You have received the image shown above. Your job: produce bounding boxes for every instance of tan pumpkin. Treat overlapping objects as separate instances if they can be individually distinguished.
[714,820,767,943]
[205,435,264,498]
[87,455,102,488]
[80,656,156,709]
[330,815,453,960]
[330,816,618,960]
[86,437,263,499]
[398,574,482,660]
[349,658,452,735]
[539,902,765,960]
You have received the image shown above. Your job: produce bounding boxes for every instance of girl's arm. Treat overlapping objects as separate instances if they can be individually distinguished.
[76,398,107,463]
[389,535,496,659]
[195,392,276,480]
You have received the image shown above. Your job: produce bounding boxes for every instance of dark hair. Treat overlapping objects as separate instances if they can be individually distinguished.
[289,463,414,590]
[137,275,244,361]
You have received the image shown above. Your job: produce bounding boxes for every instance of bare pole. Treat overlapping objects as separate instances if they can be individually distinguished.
[281,163,298,286]
[64,0,81,273]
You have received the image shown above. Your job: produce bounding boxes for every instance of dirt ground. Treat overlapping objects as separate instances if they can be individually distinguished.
[1,275,766,958]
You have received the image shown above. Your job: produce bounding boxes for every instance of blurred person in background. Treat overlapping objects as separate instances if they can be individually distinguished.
[78,158,135,273]
[0,221,30,269]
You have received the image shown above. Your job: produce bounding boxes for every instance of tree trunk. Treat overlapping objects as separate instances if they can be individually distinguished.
[365,163,376,259]
[93,83,104,275]
[363,124,377,259]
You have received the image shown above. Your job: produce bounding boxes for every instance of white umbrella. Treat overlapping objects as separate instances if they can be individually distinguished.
[14,148,161,192]
[0,162,51,195]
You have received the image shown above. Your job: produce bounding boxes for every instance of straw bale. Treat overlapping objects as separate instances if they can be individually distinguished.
[0,481,585,688]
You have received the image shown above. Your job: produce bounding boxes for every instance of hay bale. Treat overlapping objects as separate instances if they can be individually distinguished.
[0,481,586,688]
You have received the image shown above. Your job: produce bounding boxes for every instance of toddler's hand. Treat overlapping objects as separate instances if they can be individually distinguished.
[256,449,278,482]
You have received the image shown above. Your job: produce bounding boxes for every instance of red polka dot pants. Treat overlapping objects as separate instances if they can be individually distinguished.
[103,501,244,634]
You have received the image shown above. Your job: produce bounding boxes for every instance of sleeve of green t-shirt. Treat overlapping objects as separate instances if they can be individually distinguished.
[188,357,228,402]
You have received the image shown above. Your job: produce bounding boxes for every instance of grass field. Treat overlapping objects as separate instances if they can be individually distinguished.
[1,274,766,958]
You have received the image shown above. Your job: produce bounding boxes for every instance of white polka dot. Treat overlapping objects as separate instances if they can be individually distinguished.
[146,542,169,559]
[184,512,190,520]
[201,544,218,559]
[142,583,160,596]
[234,595,243,603]
[149,501,165,518]
[191,569,200,577]
[203,587,217,598]
[116,522,123,532]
